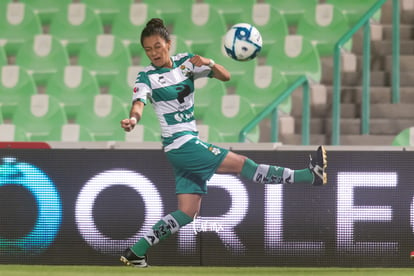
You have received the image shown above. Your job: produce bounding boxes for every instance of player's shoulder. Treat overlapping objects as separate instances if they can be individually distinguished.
[172,52,194,61]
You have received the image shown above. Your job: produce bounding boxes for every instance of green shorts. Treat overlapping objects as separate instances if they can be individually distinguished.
[165,137,229,194]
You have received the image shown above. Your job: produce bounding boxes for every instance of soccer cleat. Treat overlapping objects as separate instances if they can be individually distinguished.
[309,145,327,186]
[120,248,148,268]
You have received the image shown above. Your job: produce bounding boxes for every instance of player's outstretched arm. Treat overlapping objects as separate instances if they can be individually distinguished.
[120,100,145,132]
[189,55,231,82]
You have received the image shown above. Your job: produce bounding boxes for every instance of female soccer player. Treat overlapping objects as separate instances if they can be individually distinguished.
[120,18,327,267]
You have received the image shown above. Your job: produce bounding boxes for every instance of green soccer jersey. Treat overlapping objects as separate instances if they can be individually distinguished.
[132,53,213,150]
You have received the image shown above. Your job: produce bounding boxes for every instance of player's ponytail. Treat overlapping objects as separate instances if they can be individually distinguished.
[140,18,170,46]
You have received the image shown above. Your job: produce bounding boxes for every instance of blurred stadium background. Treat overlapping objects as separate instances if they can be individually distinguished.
[0,0,412,146]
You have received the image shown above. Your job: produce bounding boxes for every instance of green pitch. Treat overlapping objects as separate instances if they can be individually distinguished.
[1,265,414,276]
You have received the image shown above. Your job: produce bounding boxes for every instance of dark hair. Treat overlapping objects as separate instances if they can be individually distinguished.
[140,18,170,46]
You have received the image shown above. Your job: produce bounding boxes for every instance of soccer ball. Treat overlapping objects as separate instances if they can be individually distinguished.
[223,23,263,61]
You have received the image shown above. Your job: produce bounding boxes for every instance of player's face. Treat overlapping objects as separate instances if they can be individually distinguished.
[142,35,172,68]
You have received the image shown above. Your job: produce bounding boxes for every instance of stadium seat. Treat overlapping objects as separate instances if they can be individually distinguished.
[296,4,352,57]
[81,0,134,25]
[139,104,162,142]
[49,3,104,57]
[0,46,7,67]
[15,34,70,86]
[326,0,382,26]
[203,0,256,26]
[235,66,291,115]
[264,0,318,26]
[0,124,28,141]
[75,94,129,141]
[203,94,260,142]
[266,35,321,83]
[109,66,143,106]
[12,94,68,141]
[0,65,37,119]
[193,77,227,120]
[111,3,157,57]
[239,4,289,57]
[19,0,72,24]
[204,36,257,87]
[45,65,100,120]
[0,3,42,56]
[392,127,414,146]
[173,3,227,56]
[77,34,132,87]
[142,0,194,27]
[48,123,95,142]
[197,124,225,143]
[139,34,192,66]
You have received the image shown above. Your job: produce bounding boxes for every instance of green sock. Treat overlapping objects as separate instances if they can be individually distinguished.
[130,210,193,256]
[240,158,313,184]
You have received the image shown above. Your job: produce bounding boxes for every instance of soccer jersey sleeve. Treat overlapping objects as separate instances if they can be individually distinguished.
[132,71,151,104]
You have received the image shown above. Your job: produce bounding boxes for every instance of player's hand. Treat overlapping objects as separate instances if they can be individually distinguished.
[189,55,210,67]
[120,118,136,132]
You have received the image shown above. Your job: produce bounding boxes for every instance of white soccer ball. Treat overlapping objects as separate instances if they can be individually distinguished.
[223,23,263,61]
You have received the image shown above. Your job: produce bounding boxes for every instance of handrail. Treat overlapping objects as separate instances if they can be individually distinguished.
[239,76,310,144]
[332,0,399,145]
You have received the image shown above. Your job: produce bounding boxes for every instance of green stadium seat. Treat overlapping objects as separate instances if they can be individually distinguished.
[81,0,134,26]
[196,124,225,143]
[112,3,157,57]
[203,0,256,26]
[266,35,321,83]
[48,123,95,142]
[392,127,414,146]
[12,94,68,141]
[204,37,257,88]
[109,101,162,142]
[139,104,161,142]
[0,46,7,67]
[265,0,318,26]
[297,4,352,57]
[19,0,72,24]
[0,65,37,119]
[15,34,70,86]
[326,0,382,26]
[142,0,194,27]
[235,66,291,115]
[194,77,227,120]
[203,94,260,142]
[49,3,104,57]
[109,66,143,106]
[45,65,100,120]
[239,4,288,57]
[173,3,227,56]
[75,94,129,141]
[0,3,42,56]
[0,124,28,141]
[77,34,132,87]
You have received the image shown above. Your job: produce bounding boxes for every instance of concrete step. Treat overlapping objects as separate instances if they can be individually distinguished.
[278,134,327,145]
[371,103,414,119]
[322,118,414,135]
[339,134,395,146]
[384,55,414,71]
[382,24,414,40]
[326,86,414,104]
[352,40,414,56]
[381,1,414,25]
[291,100,357,119]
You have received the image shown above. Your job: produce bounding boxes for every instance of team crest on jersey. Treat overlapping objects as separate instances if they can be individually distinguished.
[133,86,138,93]
[158,75,166,84]
[180,65,192,78]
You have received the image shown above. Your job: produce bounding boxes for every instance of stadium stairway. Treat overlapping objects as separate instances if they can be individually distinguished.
[277,0,414,145]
